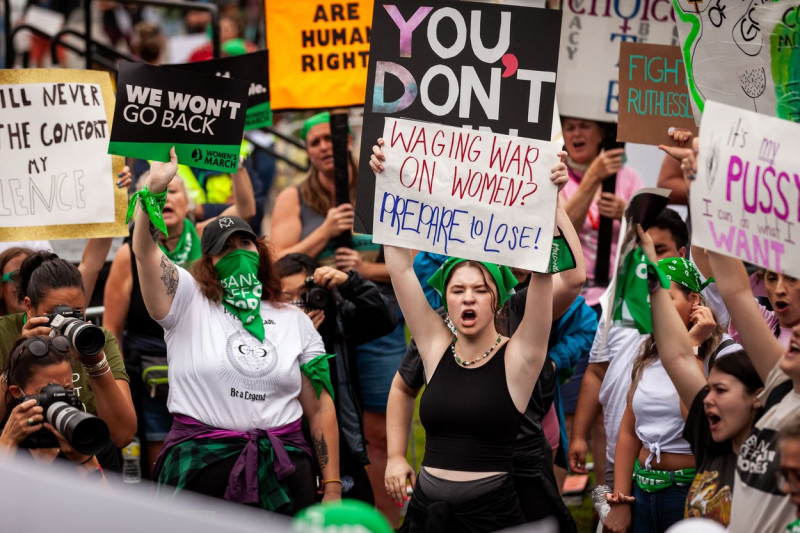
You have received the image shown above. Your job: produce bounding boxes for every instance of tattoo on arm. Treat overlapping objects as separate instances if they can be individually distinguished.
[313,434,329,470]
[159,254,178,296]
[149,221,161,244]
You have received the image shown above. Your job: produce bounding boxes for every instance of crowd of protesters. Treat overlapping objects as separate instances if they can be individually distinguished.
[2,2,800,533]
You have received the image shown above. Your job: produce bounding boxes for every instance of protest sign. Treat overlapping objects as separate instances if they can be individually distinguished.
[108,61,248,173]
[558,0,678,122]
[617,42,697,145]
[355,0,562,233]
[265,0,372,110]
[759,1,800,122]
[691,101,800,278]
[171,50,272,130]
[0,69,126,242]
[374,117,560,271]
[673,0,800,122]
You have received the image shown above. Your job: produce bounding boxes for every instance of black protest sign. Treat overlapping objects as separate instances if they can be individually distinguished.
[354,0,562,233]
[170,50,272,130]
[108,61,249,173]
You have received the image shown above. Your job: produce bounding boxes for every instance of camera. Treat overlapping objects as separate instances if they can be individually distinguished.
[302,277,330,310]
[46,305,105,356]
[16,384,110,455]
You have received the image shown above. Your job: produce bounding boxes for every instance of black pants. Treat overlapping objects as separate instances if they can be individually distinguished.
[184,452,316,516]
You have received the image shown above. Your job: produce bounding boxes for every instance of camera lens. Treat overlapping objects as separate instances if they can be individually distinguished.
[46,402,110,455]
[62,320,105,356]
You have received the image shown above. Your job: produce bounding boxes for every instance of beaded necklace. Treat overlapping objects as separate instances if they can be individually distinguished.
[451,334,502,367]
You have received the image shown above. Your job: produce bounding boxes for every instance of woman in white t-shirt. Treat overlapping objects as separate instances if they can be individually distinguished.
[129,150,341,514]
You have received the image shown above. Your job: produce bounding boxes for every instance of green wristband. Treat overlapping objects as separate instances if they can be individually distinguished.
[126,185,168,236]
[548,229,577,273]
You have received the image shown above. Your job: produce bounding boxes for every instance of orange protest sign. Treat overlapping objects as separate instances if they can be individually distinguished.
[265,0,372,110]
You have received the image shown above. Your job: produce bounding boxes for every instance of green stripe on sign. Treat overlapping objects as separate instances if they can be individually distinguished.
[245,101,273,130]
[108,141,241,173]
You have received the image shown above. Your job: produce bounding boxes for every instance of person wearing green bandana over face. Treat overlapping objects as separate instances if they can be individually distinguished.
[104,163,255,477]
[376,142,569,532]
[130,149,340,514]
[606,251,742,533]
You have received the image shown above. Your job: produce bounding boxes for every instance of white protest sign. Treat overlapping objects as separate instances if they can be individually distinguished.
[373,117,560,271]
[691,101,800,277]
[558,0,678,122]
[0,69,126,241]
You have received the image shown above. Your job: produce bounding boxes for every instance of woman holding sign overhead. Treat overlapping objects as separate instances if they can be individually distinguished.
[371,140,568,531]
[130,149,340,513]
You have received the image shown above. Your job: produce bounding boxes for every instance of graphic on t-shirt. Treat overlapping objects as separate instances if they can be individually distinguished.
[738,427,782,494]
[223,329,279,382]
[685,470,732,526]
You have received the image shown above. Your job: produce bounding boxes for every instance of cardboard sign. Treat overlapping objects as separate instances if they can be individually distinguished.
[265,0,373,110]
[0,69,126,242]
[691,101,800,277]
[108,61,248,173]
[757,2,800,122]
[673,0,800,122]
[355,0,562,233]
[374,117,560,270]
[617,42,698,145]
[171,51,272,130]
[558,0,678,122]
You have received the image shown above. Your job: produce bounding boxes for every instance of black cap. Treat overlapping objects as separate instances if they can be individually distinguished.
[201,216,258,255]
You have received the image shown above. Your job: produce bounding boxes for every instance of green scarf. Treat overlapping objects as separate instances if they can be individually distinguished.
[612,247,670,334]
[427,257,518,311]
[214,249,265,341]
[160,219,201,268]
[657,257,713,293]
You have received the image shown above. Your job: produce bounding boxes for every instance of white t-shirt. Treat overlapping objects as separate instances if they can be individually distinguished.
[729,362,797,533]
[158,267,325,432]
[590,317,645,467]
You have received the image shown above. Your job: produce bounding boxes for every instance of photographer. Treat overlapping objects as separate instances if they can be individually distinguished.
[0,252,135,469]
[275,254,398,504]
[0,335,108,481]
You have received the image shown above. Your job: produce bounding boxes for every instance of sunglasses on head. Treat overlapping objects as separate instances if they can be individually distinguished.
[10,336,71,361]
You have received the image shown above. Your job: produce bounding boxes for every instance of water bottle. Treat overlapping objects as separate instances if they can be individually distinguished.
[121,436,142,483]
[592,485,612,523]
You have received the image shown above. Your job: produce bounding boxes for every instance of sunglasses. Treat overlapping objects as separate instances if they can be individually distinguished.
[10,335,71,361]
[1,270,17,283]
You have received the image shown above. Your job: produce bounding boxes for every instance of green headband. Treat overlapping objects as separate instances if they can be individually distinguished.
[657,257,713,293]
[300,111,351,141]
[427,257,518,311]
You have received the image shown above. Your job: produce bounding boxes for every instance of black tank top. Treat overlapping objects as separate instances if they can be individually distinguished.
[419,343,523,472]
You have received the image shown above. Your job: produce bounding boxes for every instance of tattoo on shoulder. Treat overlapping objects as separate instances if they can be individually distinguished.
[313,435,329,470]
[160,254,178,296]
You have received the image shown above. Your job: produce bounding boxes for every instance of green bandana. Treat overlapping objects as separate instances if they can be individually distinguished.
[160,219,201,268]
[633,458,696,493]
[126,185,168,236]
[214,249,265,341]
[427,257,518,311]
[658,257,713,293]
[612,247,670,334]
[301,112,330,141]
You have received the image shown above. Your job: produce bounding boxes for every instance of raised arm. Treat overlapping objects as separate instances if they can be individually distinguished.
[196,165,256,235]
[706,251,785,381]
[637,226,706,406]
[553,197,586,318]
[131,149,180,321]
[384,245,449,368]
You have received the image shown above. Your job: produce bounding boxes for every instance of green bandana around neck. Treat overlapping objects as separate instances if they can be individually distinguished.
[657,257,712,293]
[214,249,265,341]
[160,219,201,268]
[427,257,518,311]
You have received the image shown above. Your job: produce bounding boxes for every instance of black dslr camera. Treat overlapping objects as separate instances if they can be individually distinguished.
[46,305,105,356]
[302,277,330,310]
[16,384,110,455]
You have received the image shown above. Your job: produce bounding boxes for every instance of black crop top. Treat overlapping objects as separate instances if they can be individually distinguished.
[419,343,523,472]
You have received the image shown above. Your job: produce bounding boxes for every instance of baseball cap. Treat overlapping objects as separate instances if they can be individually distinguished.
[201,215,258,256]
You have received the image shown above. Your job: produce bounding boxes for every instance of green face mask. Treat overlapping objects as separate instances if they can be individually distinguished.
[214,249,265,341]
